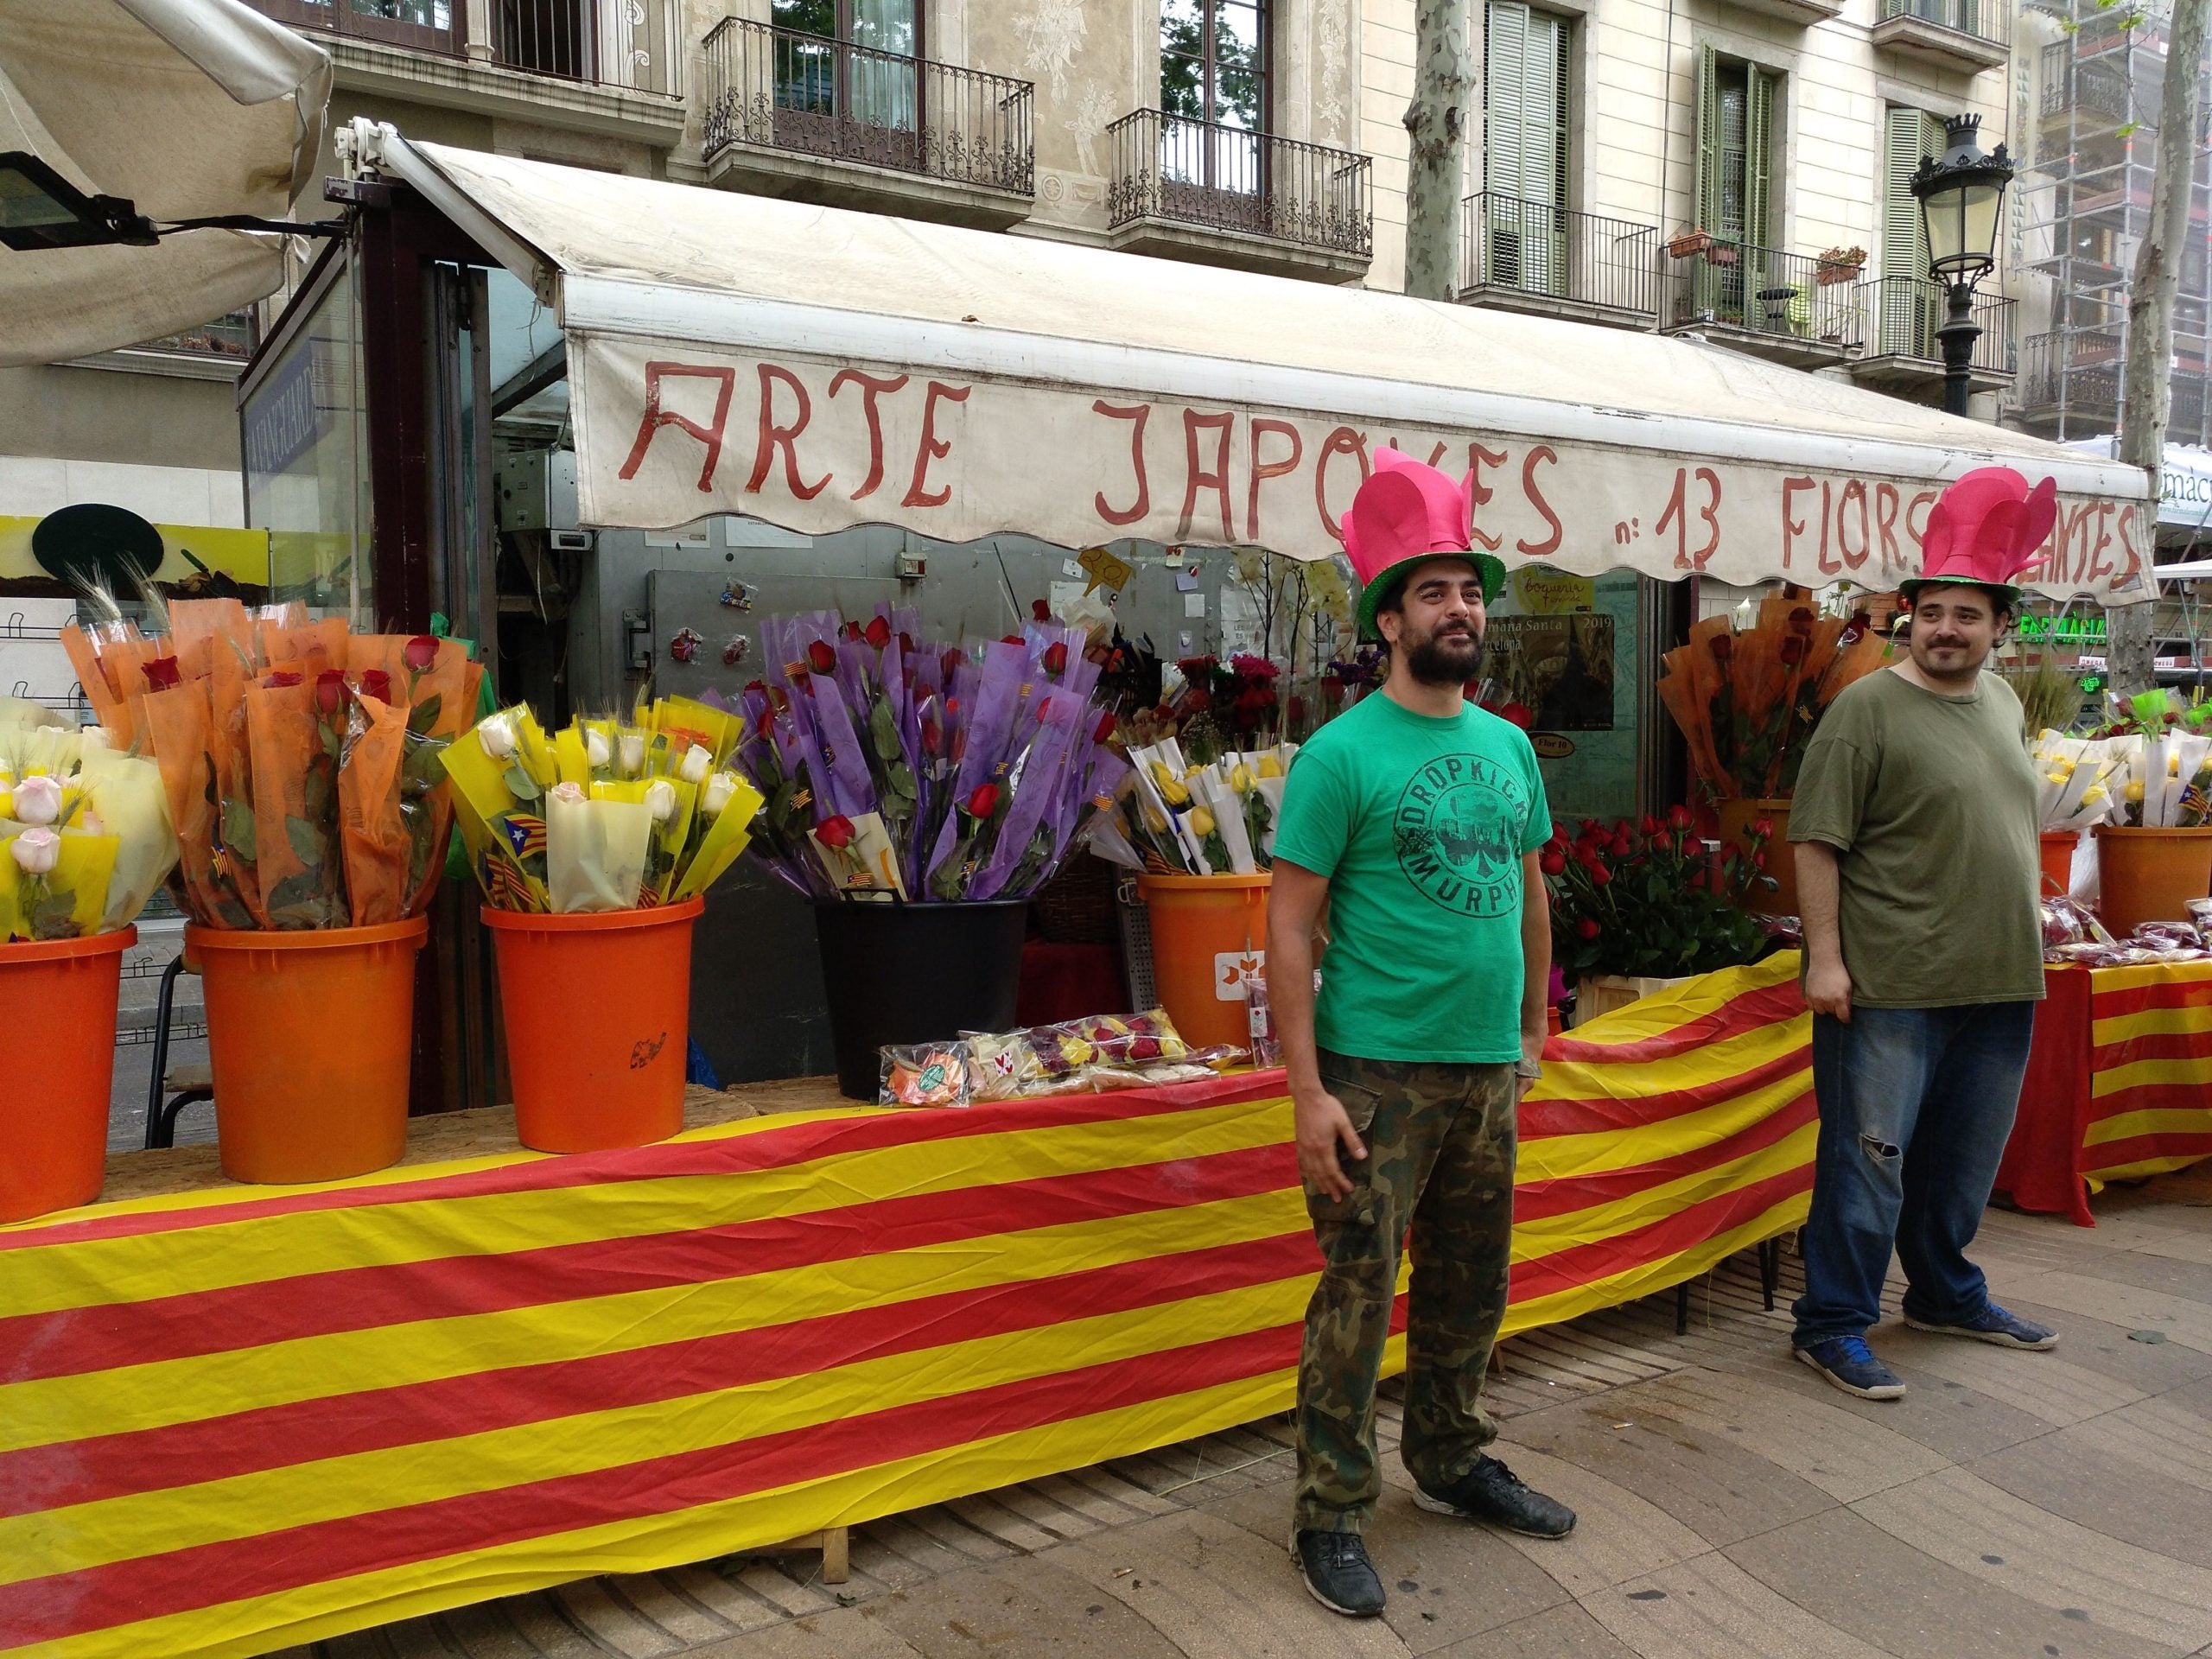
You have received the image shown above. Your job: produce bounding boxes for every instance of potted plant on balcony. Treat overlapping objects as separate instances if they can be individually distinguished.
[1815,245,1866,286]
[1667,226,1713,258]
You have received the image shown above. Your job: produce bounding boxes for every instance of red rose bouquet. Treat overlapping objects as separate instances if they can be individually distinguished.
[1545,810,1774,981]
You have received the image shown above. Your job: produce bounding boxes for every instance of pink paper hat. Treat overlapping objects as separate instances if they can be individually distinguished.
[1344,447,1505,642]
[1901,467,2057,607]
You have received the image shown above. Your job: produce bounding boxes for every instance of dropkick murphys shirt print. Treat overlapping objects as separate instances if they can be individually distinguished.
[1273,693,1552,1064]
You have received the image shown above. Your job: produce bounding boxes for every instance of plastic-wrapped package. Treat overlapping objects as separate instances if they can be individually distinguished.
[949,1007,1240,1102]
[880,1043,976,1107]
[1241,966,1281,1067]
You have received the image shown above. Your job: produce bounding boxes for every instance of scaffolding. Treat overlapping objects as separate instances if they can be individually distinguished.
[2013,0,2212,445]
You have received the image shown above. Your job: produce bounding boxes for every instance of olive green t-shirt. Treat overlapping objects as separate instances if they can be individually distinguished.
[1272,692,1552,1062]
[1787,667,2045,1008]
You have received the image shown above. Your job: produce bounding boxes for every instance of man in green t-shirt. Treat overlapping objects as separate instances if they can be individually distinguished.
[1268,449,1573,1621]
[1787,467,2061,1405]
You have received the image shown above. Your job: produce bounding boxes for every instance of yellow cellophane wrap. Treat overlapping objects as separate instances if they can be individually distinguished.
[76,747,181,931]
[550,786,652,912]
[673,774,765,901]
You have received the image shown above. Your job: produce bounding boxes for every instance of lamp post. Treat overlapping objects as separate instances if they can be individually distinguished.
[1910,114,2015,419]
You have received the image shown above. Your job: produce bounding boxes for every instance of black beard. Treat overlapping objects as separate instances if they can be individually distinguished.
[1404,627,1485,687]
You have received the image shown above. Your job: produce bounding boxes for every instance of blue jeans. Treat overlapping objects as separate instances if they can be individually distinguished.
[1792,1001,2037,1346]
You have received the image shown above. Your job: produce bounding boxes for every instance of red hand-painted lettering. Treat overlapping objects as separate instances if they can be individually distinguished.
[618,362,738,492]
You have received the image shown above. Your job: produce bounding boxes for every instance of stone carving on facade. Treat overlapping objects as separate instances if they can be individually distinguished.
[1012,0,1087,102]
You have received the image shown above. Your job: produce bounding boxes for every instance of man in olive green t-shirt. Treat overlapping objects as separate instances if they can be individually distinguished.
[1786,580,2056,1404]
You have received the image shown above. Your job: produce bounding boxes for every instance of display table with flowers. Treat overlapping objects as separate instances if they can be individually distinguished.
[2,958,1815,1659]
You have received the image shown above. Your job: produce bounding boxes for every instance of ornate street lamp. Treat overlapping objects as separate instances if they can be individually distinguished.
[1910,114,2015,418]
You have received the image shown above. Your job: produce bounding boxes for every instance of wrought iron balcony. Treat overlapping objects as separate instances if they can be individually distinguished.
[702,17,1034,207]
[1663,238,1864,365]
[1107,110,1373,274]
[1859,276,2014,372]
[1872,0,2011,70]
[1459,194,1658,328]
[245,2,679,93]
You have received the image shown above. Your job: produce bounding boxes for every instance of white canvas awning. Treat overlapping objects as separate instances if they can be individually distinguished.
[0,0,330,366]
[362,124,2153,601]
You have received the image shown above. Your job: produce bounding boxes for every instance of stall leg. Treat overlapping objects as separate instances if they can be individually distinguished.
[1675,1280,1691,1336]
[1758,1236,1782,1312]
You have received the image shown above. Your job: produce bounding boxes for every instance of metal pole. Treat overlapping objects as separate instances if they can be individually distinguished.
[1936,277,1980,418]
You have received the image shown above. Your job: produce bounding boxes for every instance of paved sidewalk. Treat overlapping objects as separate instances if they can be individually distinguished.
[304,1166,2212,1659]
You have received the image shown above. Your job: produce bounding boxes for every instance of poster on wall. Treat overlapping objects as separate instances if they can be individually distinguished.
[1486,613,1616,732]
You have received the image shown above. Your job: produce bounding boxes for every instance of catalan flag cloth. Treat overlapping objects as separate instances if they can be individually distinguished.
[1999,960,2212,1225]
[0,955,1813,1659]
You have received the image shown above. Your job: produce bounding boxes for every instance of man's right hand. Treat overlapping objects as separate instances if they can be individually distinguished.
[1294,1088,1367,1200]
[1806,958,1854,1024]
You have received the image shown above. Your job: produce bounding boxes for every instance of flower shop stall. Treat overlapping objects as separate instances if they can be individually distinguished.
[0,958,1813,1659]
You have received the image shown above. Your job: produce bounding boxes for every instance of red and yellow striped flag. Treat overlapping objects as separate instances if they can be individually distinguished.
[0,957,1810,1659]
[2081,960,2212,1190]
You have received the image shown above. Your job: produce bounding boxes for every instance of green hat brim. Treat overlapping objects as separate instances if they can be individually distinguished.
[1356,552,1508,644]
[1897,577,2021,613]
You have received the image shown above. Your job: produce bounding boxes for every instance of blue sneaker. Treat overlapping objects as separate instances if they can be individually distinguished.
[1904,1303,2058,1351]
[1795,1335,1906,1400]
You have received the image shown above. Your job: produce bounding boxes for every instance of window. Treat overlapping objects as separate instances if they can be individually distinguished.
[769,0,921,151]
[1482,2,1570,292]
[1878,107,1949,355]
[1694,46,1777,249]
[1161,0,1270,132]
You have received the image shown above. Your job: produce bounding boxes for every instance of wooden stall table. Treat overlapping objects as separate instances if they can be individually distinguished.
[0,957,1813,1659]
[1997,960,2212,1226]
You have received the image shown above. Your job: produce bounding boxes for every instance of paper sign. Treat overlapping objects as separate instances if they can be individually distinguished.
[1184,591,1207,618]
[1078,545,1134,595]
[1063,557,1084,577]
[1513,568,1597,614]
[808,811,908,899]
[1175,569,1200,593]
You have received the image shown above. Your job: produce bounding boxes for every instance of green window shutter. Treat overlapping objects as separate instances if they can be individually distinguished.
[1484,2,1568,293]
[1484,1,1529,199]
[1881,106,1927,282]
[1744,64,1775,250]
[1694,43,1719,233]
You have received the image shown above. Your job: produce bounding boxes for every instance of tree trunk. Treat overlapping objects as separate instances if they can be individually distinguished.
[2113,0,2209,696]
[1404,0,1475,302]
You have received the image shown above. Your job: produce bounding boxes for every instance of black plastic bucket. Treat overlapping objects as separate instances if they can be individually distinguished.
[812,899,1027,1099]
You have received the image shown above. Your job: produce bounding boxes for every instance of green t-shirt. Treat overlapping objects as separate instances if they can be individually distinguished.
[1787,668,2045,1008]
[1272,692,1553,1063]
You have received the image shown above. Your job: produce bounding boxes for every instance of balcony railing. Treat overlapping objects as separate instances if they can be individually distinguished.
[1459,193,1658,320]
[1878,0,2011,48]
[245,2,680,93]
[1860,276,2015,373]
[1666,239,1863,350]
[702,17,1034,196]
[134,310,259,362]
[1107,110,1373,258]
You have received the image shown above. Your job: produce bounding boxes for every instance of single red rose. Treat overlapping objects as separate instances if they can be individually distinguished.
[1580,817,1605,837]
[842,620,862,643]
[359,670,392,704]
[143,656,182,690]
[1575,917,1602,940]
[1589,862,1612,887]
[1639,814,1662,837]
[1548,825,1569,848]
[1183,689,1212,714]
[771,686,792,715]
[1752,848,1769,870]
[1751,817,1774,839]
[1539,849,1567,876]
[942,648,964,680]
[1667,804,1694,832]
[946,696,961,715]
[1093,711,1117,745]
[1001,633,1025,646]
[817,814,856,849]
[744,679,770,701]
[1789,607,1816,632]
[1710,633,1735,663]
[264,670,303,688]
[1687,867,1707,890]
[1780,635,1808,666]
[1128,1034,1161,1061]
[403,635,439,672]
[315,669,349,715]
[966,782,1001,819]
[1032,598,1052,622]
[1499,701,1533,729]
[864,616,892,651]
[1153,703,1176,723]
[1610,830,1635,859]
[1042,641,1069,675]
[922,718,944,757]
[899,631,915,656]
[806,639,837,675]
[1038,697,1052,720]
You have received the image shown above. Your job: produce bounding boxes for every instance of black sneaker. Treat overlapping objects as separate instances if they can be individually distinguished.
[1289,1527,1385,1617]
[1413,1454,1576,1538]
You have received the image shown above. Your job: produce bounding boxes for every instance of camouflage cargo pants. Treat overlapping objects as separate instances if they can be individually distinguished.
[1293,1050,1517,1535]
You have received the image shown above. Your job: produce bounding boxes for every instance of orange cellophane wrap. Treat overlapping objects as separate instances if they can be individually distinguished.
[245,679,345,929]
[169,599,253,683]
[139,682,257,928]
[60,625,138,744]
[1657,616,1734,800]
[340,692,413,927]
[209,645,272,927]
[257,616,348,680]
[397,642,473,918]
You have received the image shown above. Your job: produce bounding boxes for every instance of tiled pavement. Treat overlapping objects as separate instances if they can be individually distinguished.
[300,1166,2212,1659]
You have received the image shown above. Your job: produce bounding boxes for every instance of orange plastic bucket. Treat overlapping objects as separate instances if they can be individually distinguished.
[2094,826,2212,936]
[2039,830,2078,899]
[484,896,703,1152]
[0,927,131,1224]
[191,916,429,1185]
[1137,874,1271,1053]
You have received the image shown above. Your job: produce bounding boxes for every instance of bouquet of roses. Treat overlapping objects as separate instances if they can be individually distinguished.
[723,607,1126,904]
[1114,739,1296,875]
[1657,595,1889,804]
[1,707,179,942]
[443,694,764,913]
[1544,808,1773,981]
[60,598,472,930]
